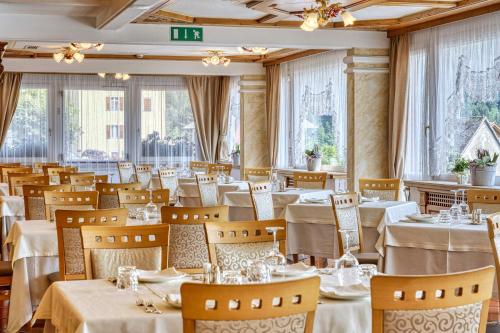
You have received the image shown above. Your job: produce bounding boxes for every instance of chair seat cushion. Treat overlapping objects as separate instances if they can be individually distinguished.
[0,261,12,276]
[47,271,61,284]
[354,252,379,265]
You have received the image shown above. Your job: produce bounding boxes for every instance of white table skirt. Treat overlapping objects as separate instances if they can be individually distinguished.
[34,277,371,333]
[0,183,9,196]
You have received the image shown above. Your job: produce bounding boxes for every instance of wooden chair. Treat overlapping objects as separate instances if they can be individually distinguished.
[0,163,21,167]
[196,174,218,207]
[70,174,108,191]
[0,260,13,324]
[293,171,327,189]
[1,167,32,183]
[55,208,128,281]
[59,172,94,185]
[189,161,209,173]
[331,193,379,265]
[207,163,232,176]
[23,184,72,220]
[117,189,169,210]
[161,205,229,273]
[117,162,135,183]
[33,162,59,173]
[249,182,274,220]
[371,267,495,333]
[44,191,98,221]
[95,182,142,209]
[80,224,169,279]
[359,178,402,201]
[181,276,320,333]
[487,213,500,304]
[45,166,78,184]
[135,164,153,189]
[205,219,286,271]
[158,168,178,204]
[8,174,49,196]
[469,189,500,214]
[244,167,272,182]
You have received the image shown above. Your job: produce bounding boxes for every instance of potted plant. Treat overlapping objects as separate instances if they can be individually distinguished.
[304,144,322,171]
[469,149,498,186]
[231,144,240,166]
[451,157,469,185]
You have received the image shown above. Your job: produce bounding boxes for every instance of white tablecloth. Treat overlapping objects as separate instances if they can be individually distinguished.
[34,276,371,333]
[1,195,24,260]
[285,201,419,258]
[223,189,333,221]
[0,183,9,196]
[177,181,248,207]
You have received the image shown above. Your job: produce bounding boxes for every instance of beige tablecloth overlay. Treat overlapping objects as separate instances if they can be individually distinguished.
[177,181,248,207]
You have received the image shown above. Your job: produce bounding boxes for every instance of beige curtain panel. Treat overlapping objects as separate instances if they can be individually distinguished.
[388,34,409,179]
[266,64,281,168]
[186,76,230,163]
[0,72,23,148]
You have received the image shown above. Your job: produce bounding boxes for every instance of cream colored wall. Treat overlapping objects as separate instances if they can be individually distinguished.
[345,48,390,191]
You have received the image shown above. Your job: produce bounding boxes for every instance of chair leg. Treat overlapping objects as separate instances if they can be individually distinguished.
[292,254,299,263]
[310,256,316,266]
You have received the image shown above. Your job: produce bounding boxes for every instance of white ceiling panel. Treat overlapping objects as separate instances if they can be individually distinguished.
[162,0,263,19]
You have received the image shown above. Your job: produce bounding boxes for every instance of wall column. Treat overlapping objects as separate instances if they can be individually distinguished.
[239,75,269,179]
[344,48,390,191]
[0,42,7,76]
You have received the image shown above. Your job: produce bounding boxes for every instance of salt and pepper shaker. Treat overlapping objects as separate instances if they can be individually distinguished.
[472,208,482,224]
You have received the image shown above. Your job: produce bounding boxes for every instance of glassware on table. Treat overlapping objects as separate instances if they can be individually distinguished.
[271,169,279,191]
[450,190,461,223]
[358,264,378,286]
[458,189,469,219]
[245,259,271,283]
[438,209,452,224]
[117,265,138,292]
[264,226,286,275]
[223,270,243,284]
[335,229,360,286]
[144,191,159,224]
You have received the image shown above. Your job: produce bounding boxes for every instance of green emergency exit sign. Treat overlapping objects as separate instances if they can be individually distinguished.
[170,27,203,42]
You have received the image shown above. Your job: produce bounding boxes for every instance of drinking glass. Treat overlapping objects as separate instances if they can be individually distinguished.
[271,169,279,191]
[335,229,360,286]
[458,189,469,219]
[264,226,286,275]
[223,270,243,284]
[358,264,378,286]
[246,259,271,283]
[450,190,461,223]
[438,209,452,224]
[117,265,138,292]
[144,191,159,224]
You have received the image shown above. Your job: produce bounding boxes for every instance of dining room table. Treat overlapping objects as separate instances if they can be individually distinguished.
[0,194,24,260]
[33,272,372,333]
[177,180,249,207]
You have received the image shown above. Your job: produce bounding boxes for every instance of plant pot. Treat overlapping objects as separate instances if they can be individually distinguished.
[306,158,321,171]
[454,172,469,185]
[470,164,496,186]
[231,154,240,166]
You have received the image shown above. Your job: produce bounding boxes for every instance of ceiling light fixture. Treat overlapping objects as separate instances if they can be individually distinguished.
[202,51,230,67]
[237,46,269,55]
[53,47,85,64]
[298,0,355,31]
[70,42,104,51]
[97,72,130,80]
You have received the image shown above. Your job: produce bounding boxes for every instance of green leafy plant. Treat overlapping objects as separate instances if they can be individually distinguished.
[470,149,499,168]
[451,157,469,174]
[231,144,240,156]
[304,144,322,160]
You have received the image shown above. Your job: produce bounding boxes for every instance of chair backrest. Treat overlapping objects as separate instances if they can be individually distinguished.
[487,213,500,298]
[158,168,178,200]
[181,276,320,333]
[117,162,135,183]
[359,178,402,201]
[196,174,218,207]
[135,164,153,189]
[59,172,94,185]
[55,208,128,281]
[189,161,209,173]
[1,166,33,183]
[293,171,327,189]
[207,163,232,176]
[44,190,98,221]
[33,162,59,173]
[205,219,286,271]
[81,224,169,279]
[117,189,169,209]
[45,166,78,184]
[95,182,142,209]
[468,189,500,214]
[371,267,495,333]
[9,174,49,196]
[249,182,274,220]
[331,193,364,255]
[70,174,108,191]
[23,184,72,220]
[0,162,21,167]
[243,167,272,182]
[161,205,229,273]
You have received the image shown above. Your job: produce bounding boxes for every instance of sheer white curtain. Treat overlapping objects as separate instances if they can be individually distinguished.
[277,50,347,170]
[226,76,240,157]
[405,12,500,179]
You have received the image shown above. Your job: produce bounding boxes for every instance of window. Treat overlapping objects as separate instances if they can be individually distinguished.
[404,12,500,179]
[0,86,49,162]
[278,50,347,171]
[106,96,123,112]
[143,97,152,112]
[227,77,240,158]
[106,125,124,139]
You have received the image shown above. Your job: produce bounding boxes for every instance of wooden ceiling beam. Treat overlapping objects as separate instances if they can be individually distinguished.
[344,0,389,11]
[151,9,194,23]
[95,0,135,29]
[263,49,328,66]
[382,0,457,7]
[0,0,107,5]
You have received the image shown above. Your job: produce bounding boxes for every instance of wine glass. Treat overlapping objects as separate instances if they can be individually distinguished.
[144,190,159,224]
[458,189,469,219]
[264,226,286,276]
[335,229,360,285]
[450,190,461,223]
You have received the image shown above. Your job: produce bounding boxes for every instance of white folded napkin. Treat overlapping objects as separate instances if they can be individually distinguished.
[320,283,370,298]
[165,294,182,308]
[275,262,318,276]
[360,196,379,203]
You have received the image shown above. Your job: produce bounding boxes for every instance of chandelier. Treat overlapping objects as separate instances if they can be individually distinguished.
[202,51,231,67]
[299,0,356,31]
[237,47,269,55]
[53,42,104,64]
[97,72,130,80]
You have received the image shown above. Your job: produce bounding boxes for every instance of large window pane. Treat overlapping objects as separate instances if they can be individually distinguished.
[140,89,195,168]
[227,77,240,158]
[0,87,48,163]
